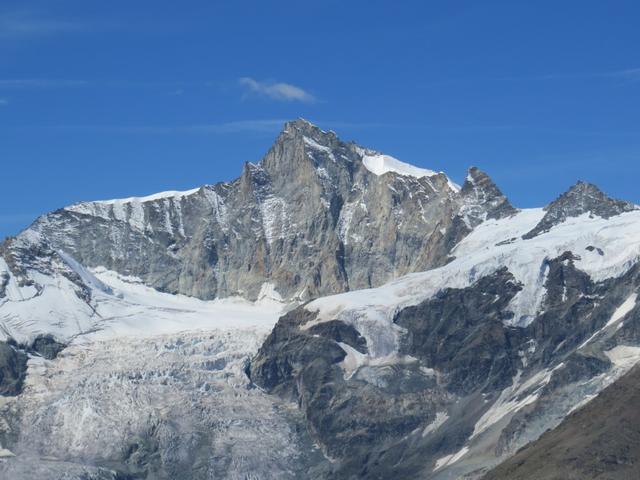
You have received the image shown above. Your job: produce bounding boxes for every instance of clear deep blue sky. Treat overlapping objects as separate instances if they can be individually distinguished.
[1,0,639,239]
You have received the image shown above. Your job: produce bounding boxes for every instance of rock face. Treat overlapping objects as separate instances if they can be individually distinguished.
[19,119,513,304]
[249,305,453,479]
[523,181,637,239]
[457,167,518,229]
[395,268,525,395]
[483,364,640,480]
[0,342,27,396]
[28,335,66,360]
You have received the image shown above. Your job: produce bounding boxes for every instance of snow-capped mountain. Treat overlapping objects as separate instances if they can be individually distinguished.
[1,119,639,479]
[0,119,513,345]
[19,119,510,305]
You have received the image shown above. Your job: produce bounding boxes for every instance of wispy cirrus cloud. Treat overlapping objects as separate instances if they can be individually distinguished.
[239,77,316,103]
[35,119,290,135]
[495,67,640,83]
[0,10,86,38]
[22,119,388,135]
[0,78,88,89]
[605,68,640,81]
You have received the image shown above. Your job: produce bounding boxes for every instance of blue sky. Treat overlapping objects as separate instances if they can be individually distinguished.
[1,0,639,239]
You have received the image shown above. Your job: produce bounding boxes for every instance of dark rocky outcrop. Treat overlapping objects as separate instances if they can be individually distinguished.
[0,341,28,396]
[250,270,532,478]
[250,305,452,479]
[0,271,9,298]
[29,334,67,360]
[523,181,636,239]
[395,268,524,395]
[248,308,349,400]
[458,167,518,228]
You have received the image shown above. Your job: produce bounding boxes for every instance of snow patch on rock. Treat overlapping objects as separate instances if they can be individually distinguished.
[434,446,469,471]
[605,345,640,369]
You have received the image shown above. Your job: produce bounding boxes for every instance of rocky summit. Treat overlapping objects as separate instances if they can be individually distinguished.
[20,119,512,303]
[1,119,640,479]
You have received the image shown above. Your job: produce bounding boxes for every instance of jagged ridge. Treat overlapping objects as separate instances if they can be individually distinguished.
[9,119,513,306]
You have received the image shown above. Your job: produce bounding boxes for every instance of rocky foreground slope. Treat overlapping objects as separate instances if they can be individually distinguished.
[483,364,640,480]
[1,119,639,479]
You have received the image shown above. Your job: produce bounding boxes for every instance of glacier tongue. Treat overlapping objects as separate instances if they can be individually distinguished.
[0,262,324,478]
[0,330,327,479]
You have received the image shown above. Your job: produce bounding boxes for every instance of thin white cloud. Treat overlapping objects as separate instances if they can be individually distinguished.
[605,68,640,81]
[37,119,290,135]
[13,119,393,135]
[192,119,290,134]
[0,11,85,38]
[495,67,640,83]
[0,79,88,89]
[239,77,316,103]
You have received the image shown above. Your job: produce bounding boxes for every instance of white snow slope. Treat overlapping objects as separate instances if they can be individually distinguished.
[0,255,286,345]
[359,150,461,191]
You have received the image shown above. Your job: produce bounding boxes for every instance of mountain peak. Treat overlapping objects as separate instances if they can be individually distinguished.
[559,180,622,204]
[286,117,316,128]
[458,166,517,227]
[281,118,332,138]
[259,118,347,182]
[523,180,637,239]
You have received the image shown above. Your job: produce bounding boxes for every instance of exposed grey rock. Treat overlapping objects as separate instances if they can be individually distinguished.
[250,270,528,478]
[0,271,9,298]
[18,120,505,303]
[395,268,525,395]
[483,258,640,475]
[28,335,66,360]
[0,341,28,396]
[523,181,637,239]
[0,234,93,303]
[458,167,518,228]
